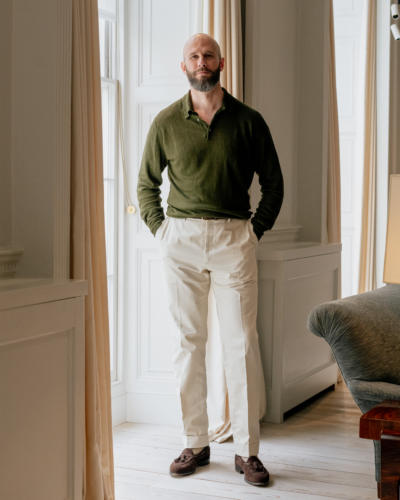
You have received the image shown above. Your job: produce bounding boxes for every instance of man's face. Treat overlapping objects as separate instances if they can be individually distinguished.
[181,36,224,92]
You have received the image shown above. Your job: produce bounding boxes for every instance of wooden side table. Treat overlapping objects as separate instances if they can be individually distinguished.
[360,400,400,500]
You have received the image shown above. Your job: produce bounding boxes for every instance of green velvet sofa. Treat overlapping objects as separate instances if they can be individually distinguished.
[307,284,400,483]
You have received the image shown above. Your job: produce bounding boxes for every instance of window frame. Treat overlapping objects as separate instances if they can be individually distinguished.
[99,0,126,391]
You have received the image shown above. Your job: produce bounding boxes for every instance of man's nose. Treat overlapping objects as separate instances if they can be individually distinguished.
[198,56,207,67]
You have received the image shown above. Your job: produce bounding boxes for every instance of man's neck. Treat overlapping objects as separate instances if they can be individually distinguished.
[190,84,224,117]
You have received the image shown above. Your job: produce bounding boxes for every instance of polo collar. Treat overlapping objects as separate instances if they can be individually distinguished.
[182,87,231,119]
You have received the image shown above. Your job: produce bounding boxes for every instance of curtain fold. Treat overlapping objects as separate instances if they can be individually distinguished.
[327,0,341,247]
[389,10,400,176]
[70,0,115,498]
[358,0,377,293]
[201,0,243,100]
[328,0,342,383]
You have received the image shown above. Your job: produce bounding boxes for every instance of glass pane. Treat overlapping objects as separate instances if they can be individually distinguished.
[99,18,106,79]
[99,16,115,79]
[107,275,115,376]
[107,21,115,79]
[101,84,110,172]
[101,82,116,180]
[104,178,115,276]
[98,0,116,16]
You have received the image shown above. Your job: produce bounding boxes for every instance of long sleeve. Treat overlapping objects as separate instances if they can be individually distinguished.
[251,122,284,239]
[137,120,167,236]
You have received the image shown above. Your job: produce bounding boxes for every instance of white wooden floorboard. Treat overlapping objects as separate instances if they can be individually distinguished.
[113,383,377,500]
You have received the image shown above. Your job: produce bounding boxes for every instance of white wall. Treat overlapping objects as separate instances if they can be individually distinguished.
[245,0,330,242]
[12,0,59,277]
[0,0,13,247]
[245,0,298,230]
[295,0,330,242]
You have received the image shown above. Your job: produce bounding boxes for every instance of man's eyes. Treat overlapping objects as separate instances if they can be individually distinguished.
[191,54,214,59]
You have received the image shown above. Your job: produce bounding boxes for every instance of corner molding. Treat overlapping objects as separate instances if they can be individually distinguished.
[260,224,302,244]
[0,247,24,278]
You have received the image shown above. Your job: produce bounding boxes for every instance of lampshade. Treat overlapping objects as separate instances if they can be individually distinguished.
[383,174,400,284]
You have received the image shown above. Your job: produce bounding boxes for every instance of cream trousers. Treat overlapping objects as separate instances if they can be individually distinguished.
[156,217,266,457]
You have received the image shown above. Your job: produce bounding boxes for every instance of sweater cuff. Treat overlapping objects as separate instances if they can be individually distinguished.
[150,218,164,236]
[251,219,265,240]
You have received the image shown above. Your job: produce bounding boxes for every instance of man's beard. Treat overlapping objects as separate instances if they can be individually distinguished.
[186,67,220,92]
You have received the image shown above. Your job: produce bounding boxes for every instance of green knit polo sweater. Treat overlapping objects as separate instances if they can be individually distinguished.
[137,89,283,239]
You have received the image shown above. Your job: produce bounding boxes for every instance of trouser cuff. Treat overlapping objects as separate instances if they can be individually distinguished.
[235,441,259,457]
[183,434,210,449]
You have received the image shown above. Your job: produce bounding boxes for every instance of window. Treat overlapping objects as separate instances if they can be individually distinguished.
[334,0,391,296]
[99,0,119,382]
[333,0,367,297]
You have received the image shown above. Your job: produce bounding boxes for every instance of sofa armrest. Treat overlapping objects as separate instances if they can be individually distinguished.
[348,380,400,414]
[307,285,400,386]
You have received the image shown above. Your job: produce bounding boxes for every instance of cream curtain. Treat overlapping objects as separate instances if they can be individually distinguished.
[389,9,400,177]
[358,0,377,293]
[327,0,341,246]
[70,0,115,498]
[200,0,243,100]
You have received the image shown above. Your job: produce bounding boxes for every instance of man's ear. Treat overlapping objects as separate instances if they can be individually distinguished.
[219,57,225,72]
[180,61,186,74]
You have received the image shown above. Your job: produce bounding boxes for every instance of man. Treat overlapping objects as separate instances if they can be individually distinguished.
[137,33,283,487]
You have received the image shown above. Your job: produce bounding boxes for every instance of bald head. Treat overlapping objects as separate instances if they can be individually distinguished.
[180,33,224,92]
[182,33,222,62]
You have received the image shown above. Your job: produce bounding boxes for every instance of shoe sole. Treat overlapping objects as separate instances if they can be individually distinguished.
[235,463,269,486]
[170,458,210,477]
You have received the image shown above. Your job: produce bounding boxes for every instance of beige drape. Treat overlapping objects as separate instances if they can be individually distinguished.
[70,1,115,498]
[327,0,341,246]
[358,0,377,293]
[389,8,400,176]
[200,0,243,100]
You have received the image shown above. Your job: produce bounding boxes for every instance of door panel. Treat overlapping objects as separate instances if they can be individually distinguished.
[125,0,200,423]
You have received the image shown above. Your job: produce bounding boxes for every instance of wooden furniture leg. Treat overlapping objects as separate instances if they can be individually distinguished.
[381,434,400,500]
[359,401,400,500]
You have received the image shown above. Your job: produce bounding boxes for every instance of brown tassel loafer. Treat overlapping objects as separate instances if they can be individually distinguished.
[235,455,270,486]
[170,446,210,477]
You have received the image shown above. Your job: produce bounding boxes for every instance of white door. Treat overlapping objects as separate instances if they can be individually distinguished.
[124,0,200,424]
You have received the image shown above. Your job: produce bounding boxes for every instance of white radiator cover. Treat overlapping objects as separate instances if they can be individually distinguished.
[256,241,341,423]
